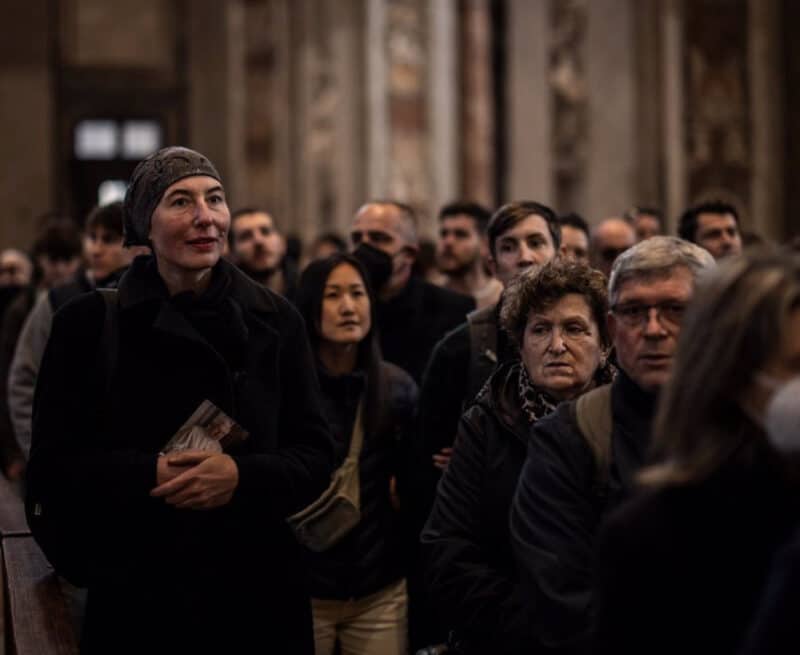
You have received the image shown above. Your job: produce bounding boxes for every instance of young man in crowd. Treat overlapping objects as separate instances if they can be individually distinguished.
[625,207,663,242]
[435,201,502,310]
[510,237,715,654]
[558,213,591,264]
[229,207,298,301]
[678,200,743,260]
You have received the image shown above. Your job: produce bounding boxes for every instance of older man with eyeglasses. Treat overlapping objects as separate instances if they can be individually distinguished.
[510,236,715,655]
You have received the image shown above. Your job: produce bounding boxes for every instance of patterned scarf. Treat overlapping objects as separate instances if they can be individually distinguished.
[518,363,559,424]
[518,358,617,424]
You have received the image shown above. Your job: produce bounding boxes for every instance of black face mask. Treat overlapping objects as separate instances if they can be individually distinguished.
[352,243,393,293]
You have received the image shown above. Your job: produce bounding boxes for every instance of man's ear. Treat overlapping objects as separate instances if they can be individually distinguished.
[487,255,497,277]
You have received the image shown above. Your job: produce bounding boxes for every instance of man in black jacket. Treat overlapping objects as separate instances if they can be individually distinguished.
[350,201,474,383]
[510,236,715,654]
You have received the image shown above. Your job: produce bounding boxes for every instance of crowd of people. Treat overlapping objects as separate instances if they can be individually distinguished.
[1,145,796,654]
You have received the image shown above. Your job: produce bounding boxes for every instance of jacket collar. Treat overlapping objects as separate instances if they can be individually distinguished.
[476,360,530,443]
[117,255,278,316]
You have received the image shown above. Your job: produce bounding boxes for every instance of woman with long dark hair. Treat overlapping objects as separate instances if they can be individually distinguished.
[297,253,417,655]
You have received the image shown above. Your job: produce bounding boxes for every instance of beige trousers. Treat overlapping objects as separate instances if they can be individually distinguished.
[312,578,408,655]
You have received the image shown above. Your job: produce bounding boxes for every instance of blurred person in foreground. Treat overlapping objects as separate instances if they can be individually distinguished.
[25,146,333,654]
[594,249,800,655]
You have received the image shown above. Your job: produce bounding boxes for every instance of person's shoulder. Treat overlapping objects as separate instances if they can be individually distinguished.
[417,278,475,313]
[50,290,106,344]
[431,320,470,359]
[379,360,418,407]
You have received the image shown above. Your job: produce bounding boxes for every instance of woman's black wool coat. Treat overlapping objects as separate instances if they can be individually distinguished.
[26,256,335,654]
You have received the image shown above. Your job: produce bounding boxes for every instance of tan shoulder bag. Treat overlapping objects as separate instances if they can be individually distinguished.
[287,398,364,552]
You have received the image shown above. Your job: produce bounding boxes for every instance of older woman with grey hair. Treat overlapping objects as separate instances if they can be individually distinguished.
[421,260,614,655]
[510,235,715,654]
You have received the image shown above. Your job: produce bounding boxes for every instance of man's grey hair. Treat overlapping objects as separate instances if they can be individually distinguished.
[608,236,715,305]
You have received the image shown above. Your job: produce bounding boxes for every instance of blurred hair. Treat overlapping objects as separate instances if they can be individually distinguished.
[678,201,739,242]
[500,260,609,348]
[312,232,347,255]
[641,250,800,487]
[608,236,715,306]
[360,200,419,245]
[487,201,560,257]
[559,212,590,240]
[624,206,663,225]
[438,201,492,235]
[86,201,124,238]
[31,219,83,261]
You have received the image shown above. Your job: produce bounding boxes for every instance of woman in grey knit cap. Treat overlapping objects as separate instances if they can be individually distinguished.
[26,146,335,654]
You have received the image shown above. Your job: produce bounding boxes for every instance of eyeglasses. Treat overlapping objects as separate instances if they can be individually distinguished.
[610,301,687,328]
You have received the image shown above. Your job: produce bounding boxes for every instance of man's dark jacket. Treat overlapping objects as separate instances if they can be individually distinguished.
[376,276,474,383]
[26,256,335,654]
[410,303,515,537]
[510,370,656,655]
[421,362,531,655]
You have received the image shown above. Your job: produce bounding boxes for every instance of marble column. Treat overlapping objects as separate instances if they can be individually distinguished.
[506,0,552,203]
[187,0,247,207]
[661,0,686,233]
[0,0,54,249]
[749,0,784,240]
[584,0,636,222]
[461,0,496,207]
[427,0,459,218]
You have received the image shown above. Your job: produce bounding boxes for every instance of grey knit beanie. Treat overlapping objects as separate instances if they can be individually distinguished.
[123,146,222,246]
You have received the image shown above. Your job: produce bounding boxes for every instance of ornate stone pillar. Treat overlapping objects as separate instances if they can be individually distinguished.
[585,0,636,221]
[0,0,54,248]
[661,0,686,232]
[460,0,496,207]
[506,0,552,203]
[187,0,247,206]
[749,0,784,240]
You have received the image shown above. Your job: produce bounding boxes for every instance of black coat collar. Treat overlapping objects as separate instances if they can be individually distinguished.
[117,255,278,315]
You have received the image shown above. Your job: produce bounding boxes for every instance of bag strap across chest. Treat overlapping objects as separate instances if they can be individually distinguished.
[574,383,613,487]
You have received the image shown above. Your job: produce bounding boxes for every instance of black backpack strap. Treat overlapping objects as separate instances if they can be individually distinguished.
[574,383,613,487]
[96,289,119,399]
[466,306,498,404]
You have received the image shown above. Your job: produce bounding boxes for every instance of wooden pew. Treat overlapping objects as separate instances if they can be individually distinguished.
[0,474,78,654]
[2,536,78,655]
